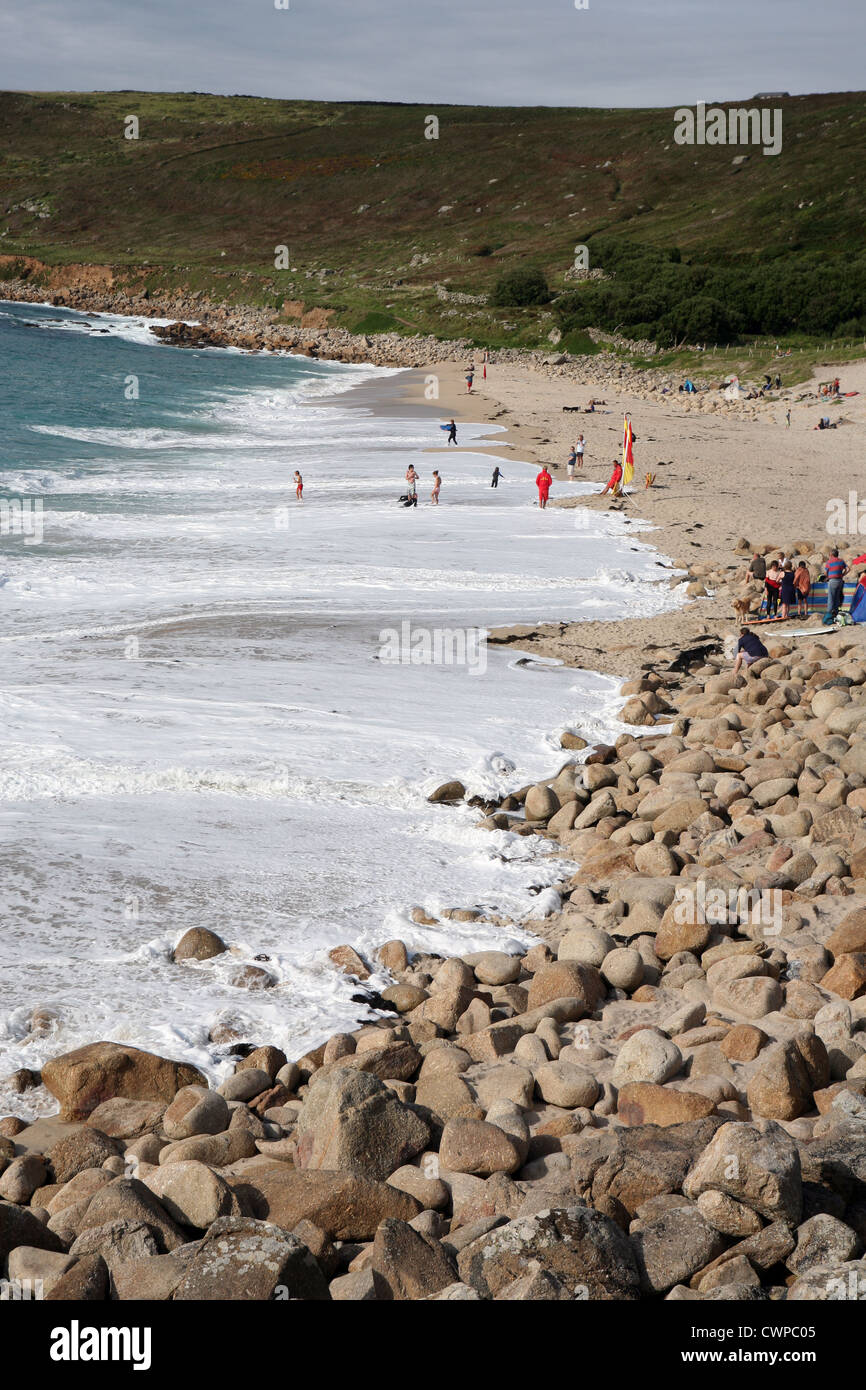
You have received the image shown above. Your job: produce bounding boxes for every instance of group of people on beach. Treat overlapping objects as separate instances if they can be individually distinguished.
[734,543,858,674]
[464,352,488,393]
[404,464,441,505]
[746,546,862,622]
[566,437,586,477]
[746,550,812,620]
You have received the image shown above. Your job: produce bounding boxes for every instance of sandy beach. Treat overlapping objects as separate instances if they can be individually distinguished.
[369,357,866,678]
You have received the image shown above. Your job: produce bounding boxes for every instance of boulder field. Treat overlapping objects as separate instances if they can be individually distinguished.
[5,627,866,1299]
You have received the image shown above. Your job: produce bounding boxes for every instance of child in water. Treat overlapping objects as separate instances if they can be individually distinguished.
[431,470,441,505]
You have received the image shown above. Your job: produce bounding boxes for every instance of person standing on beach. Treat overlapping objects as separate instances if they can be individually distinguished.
[824,547,849,621]
[431,470,441,505]
[294,470,303,501]
[786,409,791,428]
[491,466,503,488]
[764,558,782,617]
[465,365,475,393]
[447,419,457,445]
[779,561,796,620]
[576,434,585,468]
[536,466,552,509]
[567,446,577,480]
[794,560,811,618]
[405,465,419,505]
[482,349,488,381]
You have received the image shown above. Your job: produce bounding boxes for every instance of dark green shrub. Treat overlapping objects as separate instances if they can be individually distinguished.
[491,267,551,307]
[660,296,741,345]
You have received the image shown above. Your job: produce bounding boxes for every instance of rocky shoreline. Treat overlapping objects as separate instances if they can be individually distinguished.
[0,269,794,415]
[5,526,866,1301]
[4,283,866,1304]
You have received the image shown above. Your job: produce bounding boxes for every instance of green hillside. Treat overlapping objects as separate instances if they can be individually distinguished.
[1,89,865,355]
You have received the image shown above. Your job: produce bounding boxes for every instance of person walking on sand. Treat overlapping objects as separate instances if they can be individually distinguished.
[536,466,552,509]
[576,434,585,468]
[491,466,503,488]
[600,459,623,497]
[446,418,457,445]
[431,470,441,505]
[786,409,791,428]
[794,559,811,618]
[465,364,475,393]
[824,547,849,621]
[294,470,303,501]
[567,446,577,480]
[482,349,488,382]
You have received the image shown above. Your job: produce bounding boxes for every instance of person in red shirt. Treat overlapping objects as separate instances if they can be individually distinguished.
[536,467,552,509]
[764,558,783,617]
[601,460,623,496]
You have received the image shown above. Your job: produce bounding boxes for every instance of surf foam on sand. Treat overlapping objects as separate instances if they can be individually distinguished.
[0,301,682,1114]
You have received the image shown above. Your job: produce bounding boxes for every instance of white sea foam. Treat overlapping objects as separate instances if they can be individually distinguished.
[10,304,190,346]
[0,303,684,1114]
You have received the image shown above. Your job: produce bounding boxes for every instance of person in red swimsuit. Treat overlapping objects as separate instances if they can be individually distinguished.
[536,466,552,509]
[294,470,303,500]
[601,460,623,496]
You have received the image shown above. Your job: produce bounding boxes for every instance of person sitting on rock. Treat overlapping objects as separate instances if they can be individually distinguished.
[746,552,767,587]
[733,627,768,675]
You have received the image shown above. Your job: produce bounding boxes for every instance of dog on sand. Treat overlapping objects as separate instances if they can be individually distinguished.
[733,595,756,625]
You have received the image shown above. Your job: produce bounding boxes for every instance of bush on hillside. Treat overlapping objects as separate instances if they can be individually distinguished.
[491,267,551,307]
[660,296,742,347]
[553,237,866,346]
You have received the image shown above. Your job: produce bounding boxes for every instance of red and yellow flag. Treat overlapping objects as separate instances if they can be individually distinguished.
[622,416,635,486]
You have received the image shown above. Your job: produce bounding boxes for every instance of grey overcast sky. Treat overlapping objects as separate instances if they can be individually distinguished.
[0,0,863,106]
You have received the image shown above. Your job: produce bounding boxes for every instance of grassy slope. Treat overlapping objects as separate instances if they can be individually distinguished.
[2,89,865,373]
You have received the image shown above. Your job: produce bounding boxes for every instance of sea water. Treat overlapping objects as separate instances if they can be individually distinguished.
[0,300,681,1112]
